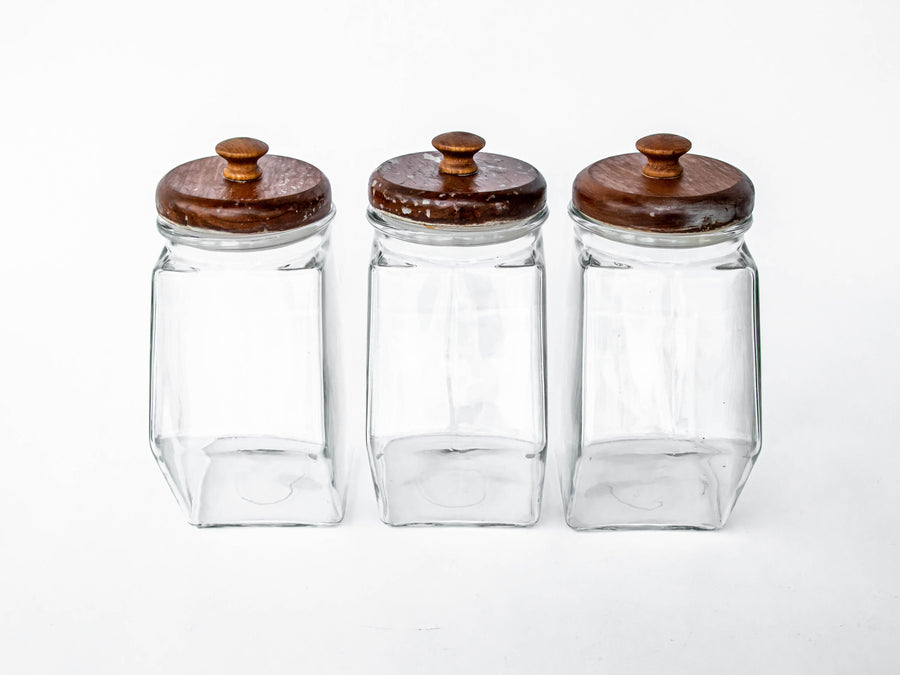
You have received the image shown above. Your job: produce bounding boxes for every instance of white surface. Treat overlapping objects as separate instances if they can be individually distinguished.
[1,1,898,672]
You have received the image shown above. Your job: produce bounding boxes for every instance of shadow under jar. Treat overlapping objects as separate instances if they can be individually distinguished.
[561,134,761,530]
[150,138,347,526]
[366,132,548,526]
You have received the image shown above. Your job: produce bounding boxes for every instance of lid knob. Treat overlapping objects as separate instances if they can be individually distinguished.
[636,133,692,179]
[432,131,486,176]
[215,137,269,182]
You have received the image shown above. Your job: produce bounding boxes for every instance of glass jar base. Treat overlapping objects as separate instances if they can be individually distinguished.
[565,437,757,530]
[152,435,344,526]
[371,433,545,526]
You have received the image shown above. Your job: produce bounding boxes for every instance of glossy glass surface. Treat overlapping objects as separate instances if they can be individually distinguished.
[150,211,347,526]
[367,210,547,526]
[561,207,761,529]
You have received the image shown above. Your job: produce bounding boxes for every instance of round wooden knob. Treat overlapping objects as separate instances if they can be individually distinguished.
[432,131,486,176]
[636,133,692,179]
[215,137,269,182]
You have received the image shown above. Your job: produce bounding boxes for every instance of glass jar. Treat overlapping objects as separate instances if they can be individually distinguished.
[150,138,346,526]
[366,132,548,526]
[561,134,760,530]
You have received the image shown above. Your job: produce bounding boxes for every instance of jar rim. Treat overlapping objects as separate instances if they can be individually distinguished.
[569,203,752,249]
[157,206,335,251]
[367,206,547,246]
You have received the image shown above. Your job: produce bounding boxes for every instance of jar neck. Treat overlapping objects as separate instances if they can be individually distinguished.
[569,203,751,263]
[373,221,543,266]
[158,206,335,251]
[368,207,546,265]
[159,215,332,269]
[368,206,547,245]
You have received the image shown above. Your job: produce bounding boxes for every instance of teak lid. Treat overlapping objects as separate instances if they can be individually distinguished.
[156,137,331,233]
[369,131,546,226]
[572,133,754,233]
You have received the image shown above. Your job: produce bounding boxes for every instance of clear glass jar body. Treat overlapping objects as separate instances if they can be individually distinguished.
[366,210,548,526]
[561,206,761,529]
[150,211,347,526]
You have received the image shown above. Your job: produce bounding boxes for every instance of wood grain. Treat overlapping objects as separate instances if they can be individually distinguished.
[215,137,269,182]
[369,132,545,226]
[432,131,485,176]
[157,140,331,233]
[635,133,692,179]
[572,135,754,233]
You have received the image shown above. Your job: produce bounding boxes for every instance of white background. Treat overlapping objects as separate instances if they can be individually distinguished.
[1,1,898,672]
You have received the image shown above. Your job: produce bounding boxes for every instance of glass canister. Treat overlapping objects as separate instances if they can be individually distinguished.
[562,133,760,530]
[150,137,346,526]
[366,132,548,526]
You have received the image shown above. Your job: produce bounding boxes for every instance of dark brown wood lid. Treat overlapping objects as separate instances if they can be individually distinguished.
[156,137,331,233]
[572,133,754,233]
[369,131,546,226]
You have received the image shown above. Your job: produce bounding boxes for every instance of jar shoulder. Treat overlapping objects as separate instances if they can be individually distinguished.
[578,240,757,274]
[371,233,545,270]
[153,245,330,274]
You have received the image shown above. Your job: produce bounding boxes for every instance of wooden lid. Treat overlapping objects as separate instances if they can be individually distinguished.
[156,137,331,233]
[572,133,754,233]
[369,131,546,226]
